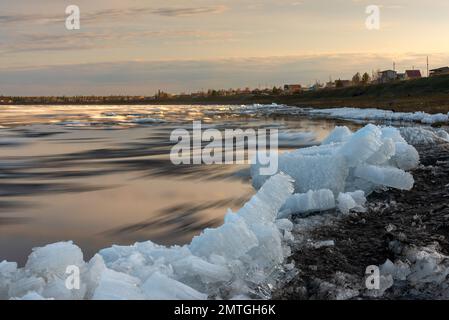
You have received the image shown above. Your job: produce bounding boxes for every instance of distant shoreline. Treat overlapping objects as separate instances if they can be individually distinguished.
[2,75,449,114]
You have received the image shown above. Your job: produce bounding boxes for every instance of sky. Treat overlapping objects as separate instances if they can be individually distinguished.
[1,0,449,96]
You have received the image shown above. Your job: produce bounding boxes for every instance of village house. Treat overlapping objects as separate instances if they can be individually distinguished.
[430,67,449,77]
[396,73,406,81]
[325,81,336,89]
[283,84,302,94]
[378,70,398,83]
[405,70,422,80]
[335,80,353,88]
[309,83,324,91]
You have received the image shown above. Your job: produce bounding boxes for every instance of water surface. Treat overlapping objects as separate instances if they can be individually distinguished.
[0,104,359,264]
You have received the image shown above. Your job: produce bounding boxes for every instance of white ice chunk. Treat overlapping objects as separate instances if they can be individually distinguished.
[354,165,414,190]
[8,276,46,298]
[366,138,395,165]
[191,174,293,260]
[270,154,348,195]
[12,291,50,300]
[321,126,352,145]
[390,142,420,170]
[172,255,232,283]
[189,215,258,260]
[436,129,449,141]
[421,113,448,124]
[247,222,284,268]
[337,191,366,214]
[307,107,449,125]
[338,124,383,167]
[42,276,86,300]
[238,173,294,224]
[25,241,84,278]
[309,240,335,249]
[0,261,17,274]
[400,127,448,145]
[0,261,17,299]
[83,254,107,299]
[381,127,407,144]
[380,259,411,281]
[280,189,335,218]
[92,269,144,300]
[141,272,207,300]
[275,219,294,232]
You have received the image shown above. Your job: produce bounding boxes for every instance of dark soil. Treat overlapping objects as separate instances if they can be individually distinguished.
[273,143,449,299]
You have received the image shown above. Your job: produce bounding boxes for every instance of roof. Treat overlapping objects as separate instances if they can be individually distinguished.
[405,70,422,77]
[430,66,449,72]
[379,70,396,73]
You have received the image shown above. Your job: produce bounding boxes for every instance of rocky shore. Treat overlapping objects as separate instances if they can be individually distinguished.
[274,142,449,300]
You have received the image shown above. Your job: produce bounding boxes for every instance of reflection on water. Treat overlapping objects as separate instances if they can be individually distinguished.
[0,105,359,265]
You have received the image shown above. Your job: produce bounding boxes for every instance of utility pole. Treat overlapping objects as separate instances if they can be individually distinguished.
[393,62,396,71]
[427,56,430,77]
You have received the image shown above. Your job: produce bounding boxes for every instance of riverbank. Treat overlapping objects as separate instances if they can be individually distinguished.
[273,142,449,300]
[2,75,449,114]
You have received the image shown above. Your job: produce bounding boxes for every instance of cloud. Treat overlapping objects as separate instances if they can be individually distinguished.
[0,29,235,54]
[0,5,228,26]
[150,6,228,17]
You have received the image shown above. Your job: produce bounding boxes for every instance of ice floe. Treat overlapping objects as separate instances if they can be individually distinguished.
[399,127,449,145]
[307,107,449,125]
[252,124,420,218]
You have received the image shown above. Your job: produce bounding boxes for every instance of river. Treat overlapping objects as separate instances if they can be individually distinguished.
[0,104,359,264]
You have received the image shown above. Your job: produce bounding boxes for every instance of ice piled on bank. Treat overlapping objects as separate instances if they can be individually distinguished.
[375,244,449,298]
[252,124,419,216]
[279,189,335,218]
[400,127,449,145]
[307,107,449,125]
[320,126,352,145]
[0,174,294,300]
[337,191,367,215]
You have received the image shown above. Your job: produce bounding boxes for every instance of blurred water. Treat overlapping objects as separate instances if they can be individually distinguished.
[0,104,359,264]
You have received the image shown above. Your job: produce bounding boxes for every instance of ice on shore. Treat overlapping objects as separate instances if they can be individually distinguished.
[354,165,414,191]
[0,174,294,300]
[142,272,208,300]
[400,127,449,145]
[375,244,449,298]
[337,191,367,215]
[0,123,425,300]
[321,126,352,145]
[252,124,419,200]
[307,107,449,125]
[280,189,335,218]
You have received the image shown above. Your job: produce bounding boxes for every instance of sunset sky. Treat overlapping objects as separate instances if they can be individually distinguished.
[1,0,449,95]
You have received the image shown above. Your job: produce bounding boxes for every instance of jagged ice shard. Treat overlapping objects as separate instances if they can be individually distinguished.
[252,124,420,216]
